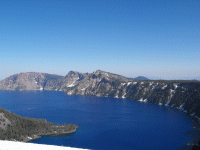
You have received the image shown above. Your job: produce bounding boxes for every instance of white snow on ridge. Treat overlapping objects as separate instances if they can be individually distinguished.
[0,140,88,150]
[174,84,178,89]
[115,91,119,98]
[122,93,126,98]
[165,98,171,106]
[178,103,185,110]
[133,82,137,85]
[165,88,176,106]
[121,83,126,86]
[190,112,195,116]
[138,98,148,103]
[138,98,143,102]
[67,81,76,87]
[143,99,148,102]
[183,110,187,113]
[161,85,167,89]
[127,82,131,86]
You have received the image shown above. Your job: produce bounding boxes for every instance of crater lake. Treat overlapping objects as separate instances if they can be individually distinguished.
[0,90,197,150]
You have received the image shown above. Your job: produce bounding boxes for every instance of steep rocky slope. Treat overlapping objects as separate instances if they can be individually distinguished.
[0,70,200,147]
[0,71,87,91]
[0,70,200,122]
[0,72,63,91]
[66,70,200,123]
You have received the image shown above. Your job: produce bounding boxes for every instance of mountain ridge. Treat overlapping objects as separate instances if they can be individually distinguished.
[0,70,200,147]
[0,70,199,123]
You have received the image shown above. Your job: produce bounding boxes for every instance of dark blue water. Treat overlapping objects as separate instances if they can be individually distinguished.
[0,90,196,150]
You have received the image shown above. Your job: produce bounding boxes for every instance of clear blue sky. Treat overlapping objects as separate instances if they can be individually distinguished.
[0,0,199,80]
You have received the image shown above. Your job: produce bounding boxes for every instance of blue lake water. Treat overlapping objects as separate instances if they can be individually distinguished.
[0,90,197,150]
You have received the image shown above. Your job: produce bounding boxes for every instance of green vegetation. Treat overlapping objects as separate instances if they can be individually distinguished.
[0,107,78,142]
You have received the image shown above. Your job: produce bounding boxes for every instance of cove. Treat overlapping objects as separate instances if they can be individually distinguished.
[0,90,197,150]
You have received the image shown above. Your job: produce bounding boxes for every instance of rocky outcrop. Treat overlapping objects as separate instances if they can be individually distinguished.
[65,71,200,123]
[0,72,64,91]
[0,72,86,91]
[0,70,199,122]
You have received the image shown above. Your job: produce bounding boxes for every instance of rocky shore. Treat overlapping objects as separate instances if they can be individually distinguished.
[24,128,78,142]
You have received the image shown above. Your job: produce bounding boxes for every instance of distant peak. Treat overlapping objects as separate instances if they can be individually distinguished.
[134,76,149,81]
[94,70,106,74]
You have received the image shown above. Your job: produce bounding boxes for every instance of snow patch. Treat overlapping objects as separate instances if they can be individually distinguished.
[143,99,148,102]
[161,85,167,89]
[165,98,172,106]
[178,103,185,110]
[121,83,126,86]
[138,98,143,102]
[190,112,195,116]
[122,93,126,98]
[127,82,131,86]
[133,82,137,85]
[174,84,178,89]
[165,88,176,106]
[67,80,76,87]
[138,98,148,103]
[0,140,87,150]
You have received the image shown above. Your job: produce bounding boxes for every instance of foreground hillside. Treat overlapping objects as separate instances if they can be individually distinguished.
[0,107,78,142]
[0,140,87,150]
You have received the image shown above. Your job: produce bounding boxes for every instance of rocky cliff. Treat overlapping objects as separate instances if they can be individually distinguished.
[0,70,200,122]
[0,71,87,91]
[65,70,200,124]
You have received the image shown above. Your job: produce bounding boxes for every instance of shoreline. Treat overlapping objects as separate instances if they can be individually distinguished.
[0,89,199,149]
[24,129,77,142]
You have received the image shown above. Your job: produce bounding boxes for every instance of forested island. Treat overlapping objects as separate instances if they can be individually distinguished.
[0,107,78,142]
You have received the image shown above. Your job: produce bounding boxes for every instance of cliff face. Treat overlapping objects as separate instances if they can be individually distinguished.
[0,70,200,122]
[0,71,85,91]
[65,71,200,123]
[0,72,46,91]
